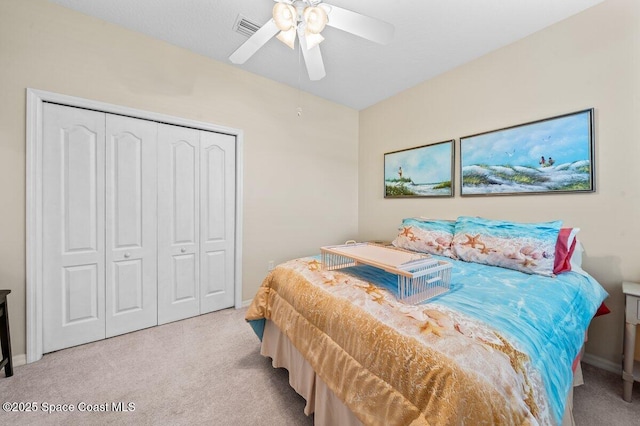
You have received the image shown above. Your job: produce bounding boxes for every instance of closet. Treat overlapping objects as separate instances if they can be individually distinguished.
[41,103,236,353]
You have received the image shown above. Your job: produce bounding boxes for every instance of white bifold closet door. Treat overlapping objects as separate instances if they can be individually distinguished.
[42,104,106,352]
[43,104,158,352]
[41,103,235,353]
[104,114,158,338]
[157,124,236,325]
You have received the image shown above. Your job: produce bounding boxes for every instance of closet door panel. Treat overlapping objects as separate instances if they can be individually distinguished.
[64,264,99,322]
[105,115,158,337]
[173,254,198,300]
[200,132,236,313]
[112,260,142,311]
[43,103,106,353]
[173,143,197,243]
[203,250,226,295]
[158,124,200,324]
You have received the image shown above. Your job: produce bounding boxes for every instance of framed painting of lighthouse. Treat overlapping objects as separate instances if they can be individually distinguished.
[384,140,454,198]
[460,108,595,196]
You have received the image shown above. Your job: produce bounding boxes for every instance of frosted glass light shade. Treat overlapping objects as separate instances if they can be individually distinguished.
[303,6,328,34]
[276,28,297,49]
[273,3,296,31]
[305,31,324,49]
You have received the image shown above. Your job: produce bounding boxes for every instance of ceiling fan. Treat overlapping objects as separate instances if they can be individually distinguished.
[229,0,394,81]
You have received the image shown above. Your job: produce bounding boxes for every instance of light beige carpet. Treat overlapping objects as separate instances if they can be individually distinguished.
[0,307,638,425]
[0,308,311,425]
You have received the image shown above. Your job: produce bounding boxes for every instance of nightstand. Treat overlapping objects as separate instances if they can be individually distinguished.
[345,240,393,247]
[367,240,393,246]
[622,281,640,402]
[0,290,12,377]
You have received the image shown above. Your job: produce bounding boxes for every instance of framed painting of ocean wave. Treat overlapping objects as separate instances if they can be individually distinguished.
[460,109,595,196]
[384,140,454,198]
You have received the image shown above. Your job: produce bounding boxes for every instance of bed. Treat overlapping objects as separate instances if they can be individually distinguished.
[245,216,608,425]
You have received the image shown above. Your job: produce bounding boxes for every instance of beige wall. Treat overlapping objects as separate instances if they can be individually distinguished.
[359,0,640,367]
[0,0,359,359]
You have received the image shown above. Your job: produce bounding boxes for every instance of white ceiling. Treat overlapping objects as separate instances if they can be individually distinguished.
[49,0,605,110]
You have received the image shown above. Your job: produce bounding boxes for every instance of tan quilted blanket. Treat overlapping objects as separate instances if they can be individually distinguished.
[246,258,547,425]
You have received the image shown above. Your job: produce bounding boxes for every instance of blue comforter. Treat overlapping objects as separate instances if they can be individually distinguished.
[341,255,608,424]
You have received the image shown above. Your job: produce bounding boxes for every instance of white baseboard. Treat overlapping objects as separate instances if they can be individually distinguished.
[11,353,27,367]
[582,352,621,374]
[241,299,252,308]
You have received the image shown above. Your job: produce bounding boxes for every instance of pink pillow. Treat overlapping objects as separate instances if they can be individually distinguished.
[553,228,579,274]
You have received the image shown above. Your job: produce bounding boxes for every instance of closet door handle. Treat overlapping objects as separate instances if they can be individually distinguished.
[124,252,131,258]
[181,248,186,253]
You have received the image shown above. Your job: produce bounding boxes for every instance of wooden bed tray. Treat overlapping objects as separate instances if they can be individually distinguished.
[320,243,452,304]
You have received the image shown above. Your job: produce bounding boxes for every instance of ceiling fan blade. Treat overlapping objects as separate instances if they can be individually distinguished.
[322,4,394,45]
[229,19,279,64]
[297,26,326,81]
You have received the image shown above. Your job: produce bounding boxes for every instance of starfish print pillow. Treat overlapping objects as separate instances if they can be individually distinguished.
[391,218,456,258]
[452,216,562,277]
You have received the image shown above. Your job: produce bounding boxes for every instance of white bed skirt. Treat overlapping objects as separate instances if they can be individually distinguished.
[261,319,579,426]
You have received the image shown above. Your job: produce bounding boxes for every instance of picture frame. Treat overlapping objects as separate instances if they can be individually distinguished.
[384,140,454,198]
[460,108,594,196]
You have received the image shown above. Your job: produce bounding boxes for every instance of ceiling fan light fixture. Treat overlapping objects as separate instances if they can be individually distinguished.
[273,3,296,31]
[230,0,394,82]
[304,31,324,49]
[303,6,328,34]
[276,28,297,49]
